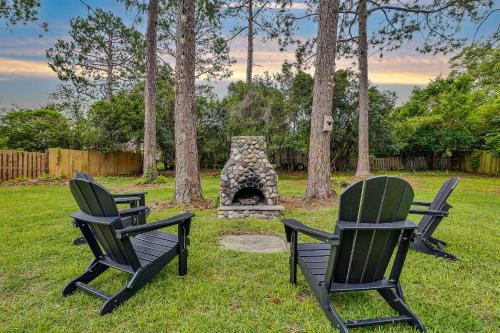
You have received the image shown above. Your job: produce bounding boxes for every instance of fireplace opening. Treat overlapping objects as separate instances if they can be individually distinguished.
[232,187,266,206]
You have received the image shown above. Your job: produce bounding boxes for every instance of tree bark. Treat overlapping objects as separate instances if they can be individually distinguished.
[304,0,339,200]
[106,31,114,100]
[174,0,203,203]
[355,0,370,178]
[246,0,253,84]
[143,0,159,180]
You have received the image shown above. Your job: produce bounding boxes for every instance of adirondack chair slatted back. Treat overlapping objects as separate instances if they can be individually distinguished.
[418,177,459,236]
[332,176,414,284]
[69,179,140,268]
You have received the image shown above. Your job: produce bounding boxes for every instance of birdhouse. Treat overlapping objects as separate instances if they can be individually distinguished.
[323,115,333,132]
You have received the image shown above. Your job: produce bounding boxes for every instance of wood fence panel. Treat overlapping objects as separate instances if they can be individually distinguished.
[48,148,141,178]
[478,152,499,176]
[0,150,49,181]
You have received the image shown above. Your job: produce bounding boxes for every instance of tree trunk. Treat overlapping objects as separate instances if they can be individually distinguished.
[143,0,159,180]
[106,31,114,100]
[304,0,339,200]
[246,0,253,85]
[174,0,203,203]
[355,0,370,178]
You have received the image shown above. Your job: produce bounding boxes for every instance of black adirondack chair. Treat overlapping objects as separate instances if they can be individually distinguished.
[283,176,425,332]
[72,172,148,245]
[64,178,193,315]
[410,176,459,260]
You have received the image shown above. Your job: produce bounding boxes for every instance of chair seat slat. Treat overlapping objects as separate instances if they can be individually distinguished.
[297,243,331,251]
[133,232,178,249]
[297,249,331,257]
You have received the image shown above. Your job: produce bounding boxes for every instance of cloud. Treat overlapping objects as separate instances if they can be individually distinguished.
[0,57,55,79]
[0,48,47,57]
[226,36,450,85]
[364,55,450,84]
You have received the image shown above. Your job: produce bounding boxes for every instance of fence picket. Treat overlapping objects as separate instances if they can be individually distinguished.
[0,148,497,181]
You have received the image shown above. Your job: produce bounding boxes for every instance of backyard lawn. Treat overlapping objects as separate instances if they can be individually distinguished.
[0,171,498,332]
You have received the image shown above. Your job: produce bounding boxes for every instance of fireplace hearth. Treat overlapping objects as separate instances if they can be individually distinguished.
[218,136,284,219]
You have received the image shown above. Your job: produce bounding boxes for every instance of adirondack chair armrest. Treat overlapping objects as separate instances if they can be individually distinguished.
[113,192,147,205]
[282,218,340,245]
[118,206,150,217]
[336,220,418,230]
[412,201,432,207]
[114,196,141,204]
[112,192,147,198]
[409,209,448,217]
[112,192,148,199]
[116,212,194,239]
[71,211,121,225]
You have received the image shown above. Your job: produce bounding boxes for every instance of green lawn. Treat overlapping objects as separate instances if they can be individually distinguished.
[0,172,498,332]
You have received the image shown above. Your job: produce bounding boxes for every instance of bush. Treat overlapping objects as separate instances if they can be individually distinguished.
[135,175,167,185]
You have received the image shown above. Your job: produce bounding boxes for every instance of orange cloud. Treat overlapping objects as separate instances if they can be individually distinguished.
[0,57,55,79]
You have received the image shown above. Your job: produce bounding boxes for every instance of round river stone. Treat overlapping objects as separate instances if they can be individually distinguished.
[218,234,288,253]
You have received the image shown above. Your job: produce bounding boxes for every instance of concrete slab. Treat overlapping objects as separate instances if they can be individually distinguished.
[218,234,288,253]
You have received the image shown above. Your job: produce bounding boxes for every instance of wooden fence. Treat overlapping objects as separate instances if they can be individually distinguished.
[48,148,141,177]
[0,148,141,181]
[455,151,500,176]
[344,156,453,172]
[0,148,497,181]
[0,150,48,181]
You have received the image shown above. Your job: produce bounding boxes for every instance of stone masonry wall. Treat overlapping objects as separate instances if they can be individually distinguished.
[220,136,279,206]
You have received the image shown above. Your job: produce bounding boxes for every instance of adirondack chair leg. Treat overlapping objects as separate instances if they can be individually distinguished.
[411,239,457,261]
[178,222,190,276]
[62,260,108,296]
[378,288,426,332]
[316,284,348,333]
[100,269,148,315]
[178,249,188,276]
[289,231,298,284]
[324,302,348,332]
[72,236,88,245]
[396,282,405,301]
[100,286,137,315]
[429,248,457,261]
[428,236,447,248]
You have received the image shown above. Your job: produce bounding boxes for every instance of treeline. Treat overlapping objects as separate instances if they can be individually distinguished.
[1,45,498,166]
[1,0,498,202]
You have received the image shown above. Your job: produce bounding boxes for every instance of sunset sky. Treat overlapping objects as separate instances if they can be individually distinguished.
[0,0,498,108]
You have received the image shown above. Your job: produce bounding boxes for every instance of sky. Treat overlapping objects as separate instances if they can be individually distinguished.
[0,0,498,108]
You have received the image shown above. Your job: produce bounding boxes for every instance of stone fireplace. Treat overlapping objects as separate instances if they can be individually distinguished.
[218,136,284,219]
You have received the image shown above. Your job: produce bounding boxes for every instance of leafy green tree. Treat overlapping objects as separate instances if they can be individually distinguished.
[0,0,47,33]
[394,45,499,157]
[221,69,397,168]
[0,108,73,151]
[46,9,143,100]
[197,96,228,169]
[450,45,500,94]
[85,66,176,156]
[223,75,288,149]
[86,87,144,152]
[329,70,397,165]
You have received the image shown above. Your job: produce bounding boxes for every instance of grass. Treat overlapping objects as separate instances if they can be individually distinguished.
[0,171,498,332]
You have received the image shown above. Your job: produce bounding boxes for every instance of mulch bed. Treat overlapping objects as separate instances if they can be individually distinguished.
[149,198,215,212]
[280,195,338,210]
